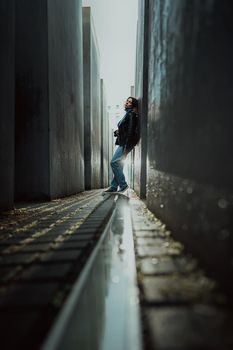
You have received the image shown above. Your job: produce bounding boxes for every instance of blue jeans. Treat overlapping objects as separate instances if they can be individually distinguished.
[110,146,128,190]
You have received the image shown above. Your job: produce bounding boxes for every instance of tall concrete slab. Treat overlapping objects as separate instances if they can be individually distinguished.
[100,79,109,188]
[134,0,149,198]
[83,7,101,189]
[0,1,15,210]
[15,0,84,200]
[15,0,49,200]
[108,125,114,186]
[48,0,84,197]
[144,0,233,290]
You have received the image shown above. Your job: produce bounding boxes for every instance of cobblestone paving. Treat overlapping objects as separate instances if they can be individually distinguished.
[0,190,115,349]
[2,189,233,349]
[129,191,233,350]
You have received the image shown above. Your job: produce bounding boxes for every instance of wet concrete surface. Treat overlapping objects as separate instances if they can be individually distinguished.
[1,189,233,349]
[42,193,142,350]
[130,191,233,350]
[100,196,142,350]
[0,190,115,349]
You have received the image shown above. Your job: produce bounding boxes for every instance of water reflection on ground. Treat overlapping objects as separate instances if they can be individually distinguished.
[100,197,142,350]
[42,196,142,350]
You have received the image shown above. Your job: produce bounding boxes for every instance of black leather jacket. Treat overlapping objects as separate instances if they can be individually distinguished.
[115,110,140,151]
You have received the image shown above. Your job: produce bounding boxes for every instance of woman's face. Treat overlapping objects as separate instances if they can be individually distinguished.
[124,98,133,109]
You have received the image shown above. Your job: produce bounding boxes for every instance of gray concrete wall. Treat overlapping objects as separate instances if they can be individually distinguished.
[15,0,49,200]
[100,79,109,188]
[134,0,149,198]
[144,0,233,290]
[83,8,91,189]
[0,1,15,210]
[108,124,114,186]
[48,0,84,197]
[15,0,84,200]
[83,7,101,189]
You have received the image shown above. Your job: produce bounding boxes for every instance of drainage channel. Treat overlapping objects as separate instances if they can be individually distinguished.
[42,195,142,350]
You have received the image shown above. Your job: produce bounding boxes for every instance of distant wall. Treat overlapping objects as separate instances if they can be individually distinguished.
[134,0,149,198]
[15,0,84,200]
[108,125,114,186]
[100,79,109,188]
[0,0,15,210]
[137,0,233,290]
[83,7,101,189]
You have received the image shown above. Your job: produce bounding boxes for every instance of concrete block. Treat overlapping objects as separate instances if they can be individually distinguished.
[142,273,215,304]
[0,1,15,210]
[40,249,82,263]
[108,125,115,185]
[139,0,233,290]
[54,240,89,250]
[134,230,161,238]
[134,0,149,198]
[0,282,59,306]
[48,0,84,197]
[20,243,51,253]
[0,311,40,349]
[15,0,84,200]
[146,307,233,349]
[140,256,197,275]
[100,79,109,188]
[20,263,72,280]
[137,246,169,258]
[136,237,167,246]
[140,258,179,275]
[83,7,101,189]
[0,253,35,266]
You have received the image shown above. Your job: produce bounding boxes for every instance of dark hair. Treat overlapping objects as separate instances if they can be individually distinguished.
[128,96,138,109]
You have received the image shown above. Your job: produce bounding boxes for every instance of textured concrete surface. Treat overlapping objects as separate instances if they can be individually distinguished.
[130,191,233,350]
[48,0,84,197]
[0,190,115,349]
[134,0,149,199]
[15,0,84,200]
[100,79,109,188]
[83,7,101,190]
[136,0,233,290]
[43,192,142,350]
[0,1,15,210]
[1,188,233,349]
[15,0,50,200]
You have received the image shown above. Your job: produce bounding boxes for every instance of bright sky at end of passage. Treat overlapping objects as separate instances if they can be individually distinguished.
[82,0,138,111]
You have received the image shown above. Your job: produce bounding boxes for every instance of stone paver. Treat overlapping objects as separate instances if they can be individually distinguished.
[140,257,179,275]
[64,233,95,241]
[146,307,233,349]
[142,274,216,305]
[19,263,73,281]
[0,311,41,349]
[40,249,82,263]
[136,237,167,246]
[0,282,60,307]
[134,230,162,238]
[0,190,115,349]
[140,256,197,275]
[2,188,232,349]
[0,253,38,266]
[129,190,233,349]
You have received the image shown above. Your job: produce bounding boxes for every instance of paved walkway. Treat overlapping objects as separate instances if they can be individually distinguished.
[0,189,233,349]
[0,190,115,349]
[130,191,233,350]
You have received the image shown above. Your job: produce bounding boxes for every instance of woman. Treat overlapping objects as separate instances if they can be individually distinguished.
[104,96,140,193]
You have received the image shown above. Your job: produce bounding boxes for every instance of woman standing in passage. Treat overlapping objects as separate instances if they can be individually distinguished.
[104,97,140,193]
